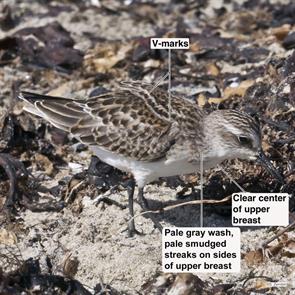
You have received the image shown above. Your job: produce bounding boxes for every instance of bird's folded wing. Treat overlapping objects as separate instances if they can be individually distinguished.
[19,87,181,161]
[20,91,86,131]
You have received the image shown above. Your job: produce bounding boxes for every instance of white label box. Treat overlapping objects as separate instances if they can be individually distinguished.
[162,227,240,273]
[150,38,190,49]
[232,193,289,226]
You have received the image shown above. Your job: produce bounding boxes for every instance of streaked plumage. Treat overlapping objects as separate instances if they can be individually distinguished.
[21,82,205,162]
[19,81,283,235]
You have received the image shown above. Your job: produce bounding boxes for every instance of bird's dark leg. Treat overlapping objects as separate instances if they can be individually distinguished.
[137,186,150,209]
[138,187,163,233]
[127,180,136,237]
[126,179,143,237]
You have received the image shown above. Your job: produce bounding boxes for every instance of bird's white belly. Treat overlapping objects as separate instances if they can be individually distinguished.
[91,146,200,187]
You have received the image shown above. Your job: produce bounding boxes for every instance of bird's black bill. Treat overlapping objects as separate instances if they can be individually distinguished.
[257,150,284,183]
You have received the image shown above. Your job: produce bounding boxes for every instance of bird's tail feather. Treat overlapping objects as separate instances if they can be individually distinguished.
[18,91,84,132]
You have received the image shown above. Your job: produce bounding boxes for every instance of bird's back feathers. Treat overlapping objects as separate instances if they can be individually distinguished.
[19,82,204,162]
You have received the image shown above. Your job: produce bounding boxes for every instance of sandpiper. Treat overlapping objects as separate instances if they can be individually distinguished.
[19,81,283,236]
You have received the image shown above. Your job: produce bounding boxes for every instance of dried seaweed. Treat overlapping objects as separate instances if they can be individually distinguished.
[0,21,83,72]
[0,258,93,295]
[0,0,294,293]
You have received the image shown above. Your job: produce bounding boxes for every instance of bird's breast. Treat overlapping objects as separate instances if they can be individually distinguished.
[90,146,200,187]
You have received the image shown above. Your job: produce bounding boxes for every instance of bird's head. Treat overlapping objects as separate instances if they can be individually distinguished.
[203,109,284,182]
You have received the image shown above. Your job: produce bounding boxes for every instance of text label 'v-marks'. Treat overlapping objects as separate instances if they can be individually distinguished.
[150,38,190,49]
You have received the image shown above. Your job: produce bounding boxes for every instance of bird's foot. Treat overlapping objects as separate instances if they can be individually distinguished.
[128,227,144,237]
[121,222,144,237]
[153,219,163,233]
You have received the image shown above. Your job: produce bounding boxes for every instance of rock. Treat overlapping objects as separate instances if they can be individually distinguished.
[0,228,17,245]
[283,50,295,76]
[272,24,291,40]
[0,5,15,31]
[282,32,295,50]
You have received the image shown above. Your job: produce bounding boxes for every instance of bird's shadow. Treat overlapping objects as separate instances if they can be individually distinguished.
[140,194,232,228]
[141,194,267,232]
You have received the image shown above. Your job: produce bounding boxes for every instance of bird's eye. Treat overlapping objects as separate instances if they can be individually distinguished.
[238,136,252,147]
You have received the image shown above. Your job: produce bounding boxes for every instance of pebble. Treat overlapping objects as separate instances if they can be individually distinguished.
[282,32,295,49]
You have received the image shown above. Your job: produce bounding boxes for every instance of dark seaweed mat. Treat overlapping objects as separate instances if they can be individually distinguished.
[0,258,120,295]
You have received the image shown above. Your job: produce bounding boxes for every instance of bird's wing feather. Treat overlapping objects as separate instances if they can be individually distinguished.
[76,87,180,161]
[19,91,89,131]
[119,81,204,133]
[18,84,185,161]
[118,82,206,163]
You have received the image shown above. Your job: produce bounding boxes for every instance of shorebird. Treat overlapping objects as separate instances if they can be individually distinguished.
[19,81,283,236]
